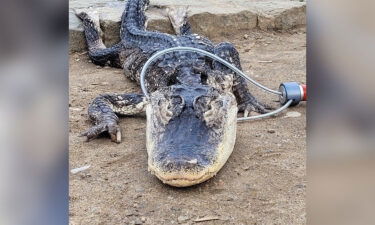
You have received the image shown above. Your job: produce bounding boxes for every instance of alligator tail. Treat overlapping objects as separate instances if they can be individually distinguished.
[122,0,149,32]
[120,0,175,50]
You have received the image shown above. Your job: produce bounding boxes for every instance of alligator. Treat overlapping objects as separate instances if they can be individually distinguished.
[77,0,271,187]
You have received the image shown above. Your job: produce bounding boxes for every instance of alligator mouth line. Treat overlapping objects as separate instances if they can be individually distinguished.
[148,163,219,187]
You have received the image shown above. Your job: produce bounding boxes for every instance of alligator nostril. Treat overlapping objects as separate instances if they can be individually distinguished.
[183,159,199,169]
[177,159,197,170]
[162,158,201,171]
[165,160,174,171]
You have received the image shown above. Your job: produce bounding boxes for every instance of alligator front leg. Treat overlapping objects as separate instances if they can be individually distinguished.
[213,42,272,117]
[80,93,147,143]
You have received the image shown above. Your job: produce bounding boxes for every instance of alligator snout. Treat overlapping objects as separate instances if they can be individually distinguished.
[148,137,219,187]
[146,84,238,187]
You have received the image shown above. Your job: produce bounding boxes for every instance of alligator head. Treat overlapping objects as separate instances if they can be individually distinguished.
[146,76,238,187]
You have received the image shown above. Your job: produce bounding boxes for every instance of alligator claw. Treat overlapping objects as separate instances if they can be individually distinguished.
[80,122,122,143]
[243,108,251,118]
[239,99,273,116]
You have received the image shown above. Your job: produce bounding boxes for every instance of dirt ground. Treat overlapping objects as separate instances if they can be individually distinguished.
[69,28,306,225]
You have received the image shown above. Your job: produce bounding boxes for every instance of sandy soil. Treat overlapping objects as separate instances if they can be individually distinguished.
[69,28,306,225]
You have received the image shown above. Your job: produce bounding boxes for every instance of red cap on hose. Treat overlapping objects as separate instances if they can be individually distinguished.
[301,84,307,101]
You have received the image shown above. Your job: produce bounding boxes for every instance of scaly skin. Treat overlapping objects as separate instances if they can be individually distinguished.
[77,0,271,187]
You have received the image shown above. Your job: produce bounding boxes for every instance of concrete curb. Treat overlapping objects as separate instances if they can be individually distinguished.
[69,0,305,53]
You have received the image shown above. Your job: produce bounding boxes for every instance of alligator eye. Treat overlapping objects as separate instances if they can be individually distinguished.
[203,99,224,127]
[193,96,212,114]
[168,95,184,113]
[156,98,171,125]
[169,95,183,106]
[156,95,185,125]
[193,95,225,127]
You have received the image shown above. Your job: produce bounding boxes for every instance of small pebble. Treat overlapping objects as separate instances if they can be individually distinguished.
[109,153,119,158]
[242,166,250,171]
[226,196,234,201]
[71,165,90,174]
[177,215,189,223]
[243,34,249,39]
[135,187,145,193]
[135,194,142,199]
[79,174,91,179]
[70,107,83,112]
[267,129,276,134]
[285,111,301,118]
[295,184,305,189]
[133,218,142,225]
[125,210,134,216]
[170,206,180,211]
[263,149,273,153]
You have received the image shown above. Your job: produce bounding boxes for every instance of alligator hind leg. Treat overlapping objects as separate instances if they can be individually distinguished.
[167,6,192,35]
[76,11,123,67]
[213,42,272,117]
[80,93,146,143]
